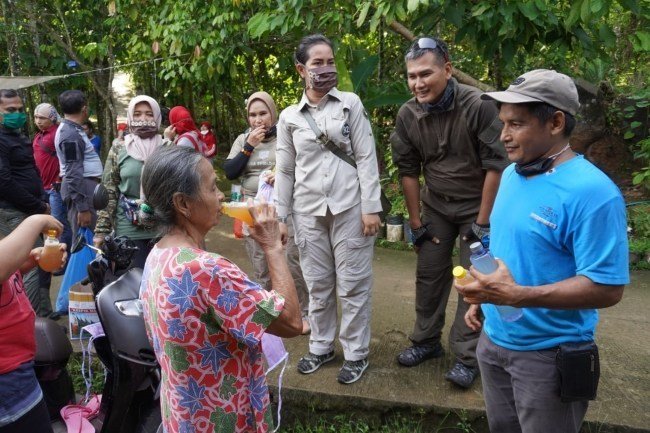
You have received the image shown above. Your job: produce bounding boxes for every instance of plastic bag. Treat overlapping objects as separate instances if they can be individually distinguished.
[255,170,274,203]
[55,228,95,313]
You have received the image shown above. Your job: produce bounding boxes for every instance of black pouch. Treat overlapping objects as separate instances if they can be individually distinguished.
[556,341,600,402]
[52,181,62,193]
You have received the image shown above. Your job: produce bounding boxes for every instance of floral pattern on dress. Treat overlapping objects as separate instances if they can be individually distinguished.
[140,246,284,433]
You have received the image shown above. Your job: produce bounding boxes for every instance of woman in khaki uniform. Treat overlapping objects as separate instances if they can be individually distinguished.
[275,34,383,384]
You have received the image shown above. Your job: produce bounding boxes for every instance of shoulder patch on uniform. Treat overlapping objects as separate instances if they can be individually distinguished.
[341,122,351,137]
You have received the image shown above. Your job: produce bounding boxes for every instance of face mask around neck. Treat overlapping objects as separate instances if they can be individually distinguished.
[515,143,571,176]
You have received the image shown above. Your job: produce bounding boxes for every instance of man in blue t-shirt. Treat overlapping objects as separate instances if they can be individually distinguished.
[455,69,629,433]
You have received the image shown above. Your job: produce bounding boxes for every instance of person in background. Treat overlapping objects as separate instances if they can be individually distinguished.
[111,122,127,147]
[55,90,104,237]
[0,89,54,318]
[457,69,629,433]
[0,214,66,433]
[32,103,72,281]
[275,34,383,384]
[94,95,165,268]
[164,106,216,159]
[224,91,311,335]
[200,121,217,156]
[390,36,508,388]
[139,146,301,433]
[82,119,101,156]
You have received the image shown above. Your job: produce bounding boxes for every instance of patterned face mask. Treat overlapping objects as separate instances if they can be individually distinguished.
[129,119,158,138]
[301,64,338,93]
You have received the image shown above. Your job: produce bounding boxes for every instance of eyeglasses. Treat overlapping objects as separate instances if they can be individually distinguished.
[413,37,449,63]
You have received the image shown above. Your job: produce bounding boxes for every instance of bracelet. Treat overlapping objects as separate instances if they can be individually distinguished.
[241,149,252,157]
[277,216,288,224]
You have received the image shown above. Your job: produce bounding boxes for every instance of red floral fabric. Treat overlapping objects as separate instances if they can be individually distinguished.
[140,246,284,433]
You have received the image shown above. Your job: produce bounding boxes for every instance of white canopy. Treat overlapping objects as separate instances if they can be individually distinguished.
[0,75,64,90]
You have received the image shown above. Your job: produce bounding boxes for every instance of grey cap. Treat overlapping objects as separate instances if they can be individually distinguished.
[481,69,580,116]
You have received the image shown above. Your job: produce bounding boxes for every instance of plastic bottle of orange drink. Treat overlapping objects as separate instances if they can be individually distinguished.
[221,202,254,226]
[39,229,64,272]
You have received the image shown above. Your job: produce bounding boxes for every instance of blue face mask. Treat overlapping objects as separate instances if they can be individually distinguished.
[1,111,27,130]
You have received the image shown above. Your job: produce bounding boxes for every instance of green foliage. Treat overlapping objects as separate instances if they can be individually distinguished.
[628,204,650,239]
[1,0,648,192]
[67,352,105,396]
[628,203,650,270]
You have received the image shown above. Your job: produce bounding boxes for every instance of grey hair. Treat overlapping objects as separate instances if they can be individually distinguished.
[140,146,205,233]
[404,37,449,65]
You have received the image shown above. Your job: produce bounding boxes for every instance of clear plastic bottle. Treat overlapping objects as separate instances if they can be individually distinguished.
[469,242,523,322]
[39,229,64,272]
[221,202,254,226]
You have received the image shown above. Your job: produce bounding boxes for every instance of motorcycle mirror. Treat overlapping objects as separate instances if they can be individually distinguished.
[71,234,87,254]
[93,183,109,210]
[71,235,102,255]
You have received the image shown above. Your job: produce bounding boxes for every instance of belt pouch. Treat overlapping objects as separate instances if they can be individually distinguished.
[556,341,600,402]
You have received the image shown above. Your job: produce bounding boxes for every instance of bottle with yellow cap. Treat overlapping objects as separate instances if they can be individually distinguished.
[39,229,64,272]
[453,266,474,285]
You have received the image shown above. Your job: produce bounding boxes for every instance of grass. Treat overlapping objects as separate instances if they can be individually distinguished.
[67,351,105,397]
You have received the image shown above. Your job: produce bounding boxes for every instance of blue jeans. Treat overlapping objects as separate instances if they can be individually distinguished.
[47,189,72,250]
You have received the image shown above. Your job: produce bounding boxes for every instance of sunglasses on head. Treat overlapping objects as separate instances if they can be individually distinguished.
[413,38,449,63]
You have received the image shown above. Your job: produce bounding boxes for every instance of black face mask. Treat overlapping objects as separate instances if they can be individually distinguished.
[515,144,571,176]
[264,124,277,139]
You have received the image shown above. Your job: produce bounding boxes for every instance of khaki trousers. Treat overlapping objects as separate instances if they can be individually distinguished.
[293,203,374,361]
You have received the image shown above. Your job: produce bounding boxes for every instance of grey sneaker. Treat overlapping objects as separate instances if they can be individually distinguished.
[444,361,479,388]
[297,351,335,374]
[337,358,369,384]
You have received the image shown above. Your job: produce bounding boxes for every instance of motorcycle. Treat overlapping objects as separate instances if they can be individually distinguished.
[35,233,161,433]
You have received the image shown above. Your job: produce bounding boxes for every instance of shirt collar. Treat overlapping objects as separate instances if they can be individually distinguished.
[297,87,342,111]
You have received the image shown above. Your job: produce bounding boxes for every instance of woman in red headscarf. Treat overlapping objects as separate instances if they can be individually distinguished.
[164,106,216,158]
[200,121,217,157]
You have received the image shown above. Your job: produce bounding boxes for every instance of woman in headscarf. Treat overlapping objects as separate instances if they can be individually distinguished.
[224,91,311,335]
[164,106,216,158]
[94,95,164,268]
[200,121,217,156]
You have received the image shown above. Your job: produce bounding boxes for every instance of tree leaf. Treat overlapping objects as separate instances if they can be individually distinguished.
[624,131,636,139]
[407,0,420,13]
[357,2,371,27]
[617,0,640,15]
[580,0,591,22]
[633,31,650,51]
[335,52,353,92]
[517,2,539,21]
[598,24,617,48]
[351,54,379,92]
